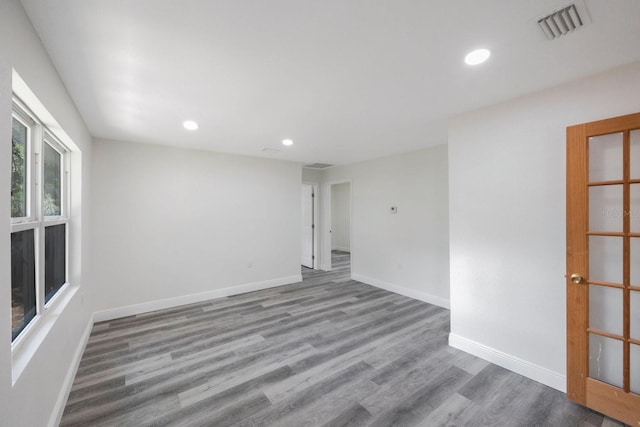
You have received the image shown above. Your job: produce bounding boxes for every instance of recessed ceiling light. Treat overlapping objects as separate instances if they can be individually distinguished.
[282,139,293,146]
[464,48,491,66]
[183,120,199,130]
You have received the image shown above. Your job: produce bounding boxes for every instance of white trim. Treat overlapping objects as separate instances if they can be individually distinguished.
[448,333,566,392]
[300,182,317,269]
[351,273,450,309]
[11,286,78,383]
[324,179,353,272]
[10,104,36,224]
[94,275,303,322]
[302,181,320,270]
[12,70,79,152]
[49,315,93,427]
[11,88,73,346]
[10,221,38,232]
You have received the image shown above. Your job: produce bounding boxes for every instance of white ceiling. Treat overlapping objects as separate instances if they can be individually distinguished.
[20,0,640,166]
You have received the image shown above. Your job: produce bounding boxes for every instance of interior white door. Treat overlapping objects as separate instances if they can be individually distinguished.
[301,184,314,268]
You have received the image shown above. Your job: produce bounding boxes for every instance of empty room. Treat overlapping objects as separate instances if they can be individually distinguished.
[2,0,640,426]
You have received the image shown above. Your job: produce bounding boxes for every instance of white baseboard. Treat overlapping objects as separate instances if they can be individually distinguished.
[448,333,566,392]
[93,275,303,322]
[49,315,93,427]
[351,273,450,309]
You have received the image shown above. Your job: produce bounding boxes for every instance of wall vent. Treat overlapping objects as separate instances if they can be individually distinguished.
[537,2,589,40]
[304,163,334,169]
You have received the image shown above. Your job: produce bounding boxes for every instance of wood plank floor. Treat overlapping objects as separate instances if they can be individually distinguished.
[61,251,625,426]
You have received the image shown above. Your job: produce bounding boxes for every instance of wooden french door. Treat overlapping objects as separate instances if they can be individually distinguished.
[567,112,640,426]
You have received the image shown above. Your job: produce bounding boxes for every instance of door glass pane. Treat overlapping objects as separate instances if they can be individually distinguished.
[632,184,640,233]
[632,291,640,341]
[589,132,623,182]
[589,185,623,232]
[11,229,36,341]
[43,142,62,216]
[45,224,66,303]
[589,236,623,284]
[633,238,640,286]
[11,118,28,218]
[589,285,622,335]
[589,334,623,388]
[632,129,640,180]
[632,344,640,394]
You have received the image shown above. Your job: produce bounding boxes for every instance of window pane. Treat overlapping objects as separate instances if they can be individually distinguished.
[11,229,36,341]
[632,344,640,394]
[632,291,640,341]
[589,334,623,388]
[589,236,623,284]
[633,238,640,287]
[11,118,28,218]
[632,129,640,180]
[589,185,623,232]
[45,224,66,303]
[589,133,622,182]
[44,142,62,216]
[589,285,623,336]
[632,184,640,233]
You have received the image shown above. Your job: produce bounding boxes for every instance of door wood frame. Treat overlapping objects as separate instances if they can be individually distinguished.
[566,112,640,426]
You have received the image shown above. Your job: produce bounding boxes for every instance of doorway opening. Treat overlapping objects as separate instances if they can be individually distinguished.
[301,183,318,270]
[326,181,352,273]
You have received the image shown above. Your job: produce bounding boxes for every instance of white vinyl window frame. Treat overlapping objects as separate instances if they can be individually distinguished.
[41,130,71,306]
[10,105,37,226]
[10,96,71,349]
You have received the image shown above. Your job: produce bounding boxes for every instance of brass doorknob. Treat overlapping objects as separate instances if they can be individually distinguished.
[570,273,585,284]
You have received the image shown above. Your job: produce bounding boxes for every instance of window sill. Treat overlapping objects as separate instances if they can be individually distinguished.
[11,283,77,386]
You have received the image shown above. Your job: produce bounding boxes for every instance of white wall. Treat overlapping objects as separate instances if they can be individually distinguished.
[0,1,93,426]
[91,139,302,319]
[331,183,351,252]
[448,61,640,392]
[322,145,449,308]
[302,167,322,183]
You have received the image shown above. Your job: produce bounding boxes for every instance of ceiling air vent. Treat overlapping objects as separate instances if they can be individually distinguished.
[304,163,334,169]
[537,2,589,40]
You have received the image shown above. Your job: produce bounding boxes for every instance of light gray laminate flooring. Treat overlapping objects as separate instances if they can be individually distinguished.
[61,251,625,426]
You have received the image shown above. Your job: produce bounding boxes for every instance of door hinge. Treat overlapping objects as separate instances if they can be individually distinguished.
[312,256,315,260]
[312,193,315,197]
[312,224,315,229]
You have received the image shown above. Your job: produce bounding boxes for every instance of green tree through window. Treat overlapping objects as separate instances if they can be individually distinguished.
[43,142,61,216]
[11,119,27,218]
